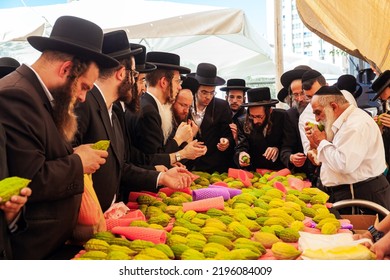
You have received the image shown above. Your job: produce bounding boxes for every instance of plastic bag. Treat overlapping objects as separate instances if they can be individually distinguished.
[72,174,106,243]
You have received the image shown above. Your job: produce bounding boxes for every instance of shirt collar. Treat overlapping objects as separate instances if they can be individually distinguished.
[332,104,355,133]
[25,64,55,107]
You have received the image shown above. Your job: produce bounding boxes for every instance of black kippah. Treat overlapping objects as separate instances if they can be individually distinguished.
[314,85,343,96]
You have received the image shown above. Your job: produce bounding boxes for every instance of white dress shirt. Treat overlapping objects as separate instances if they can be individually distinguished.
[298,89,358,155]
[317,105,386,186]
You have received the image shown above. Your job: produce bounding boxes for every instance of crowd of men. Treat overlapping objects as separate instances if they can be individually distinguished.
[1,15,390,260]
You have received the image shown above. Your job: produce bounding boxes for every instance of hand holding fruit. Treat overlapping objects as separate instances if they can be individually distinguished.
[0,177,32,224]
[305,122,326,148]
[239,152,250,166]
[217,137,229,151]
[376,113,390,128]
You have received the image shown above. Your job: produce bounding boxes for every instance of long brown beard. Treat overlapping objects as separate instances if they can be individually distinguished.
[50,79,78,143]
[117,72,133,104]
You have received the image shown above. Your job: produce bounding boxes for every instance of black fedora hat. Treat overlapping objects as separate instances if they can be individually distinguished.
[146,51,190,74]
[334,74,363,99]
[0,57,20,78]
[242,87,279,107]
[277,87,289,103]
[278,65,311,102]
[102,30,142,60]
[130,43,156,73]
[181,76,199,95]
[281,65,312,88]
[187,63,225,86]
[220,78,250,92]
[27,16,119,68]
[372,70,390,101]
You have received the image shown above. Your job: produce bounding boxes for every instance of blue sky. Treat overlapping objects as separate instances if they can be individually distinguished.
[0,0,267,36]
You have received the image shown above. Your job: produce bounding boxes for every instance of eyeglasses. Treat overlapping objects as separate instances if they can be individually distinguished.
[248,114,266,120]
[199,89,216,96]
[177,102,192,110]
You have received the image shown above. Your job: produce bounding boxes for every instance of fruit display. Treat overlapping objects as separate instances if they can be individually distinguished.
[72,168,374,260]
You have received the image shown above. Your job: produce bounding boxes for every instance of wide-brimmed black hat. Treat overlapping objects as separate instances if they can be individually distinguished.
[372,70,390,101]
[241,87,279,107]
[181,76,199,95]
[102,30,142,61]
[146,51,190,74]
[130,43,156,73]
[220,78,250,92]
[277,65,312,102]
[334,74,363,99]
[0,57,20,78]
[187,63,225,86]
[27,16,119,68]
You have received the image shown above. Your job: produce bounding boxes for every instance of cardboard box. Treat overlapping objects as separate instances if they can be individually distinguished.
[341,214,379,234]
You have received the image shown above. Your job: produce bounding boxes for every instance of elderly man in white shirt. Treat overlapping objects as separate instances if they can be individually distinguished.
[305,85,390,214]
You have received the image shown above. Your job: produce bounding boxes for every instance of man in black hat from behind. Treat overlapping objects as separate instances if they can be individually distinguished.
[220,78,250,144]
[0,16,119,260]
[187,63,234,173]
[234,87,286,171]
[306,86,390,214]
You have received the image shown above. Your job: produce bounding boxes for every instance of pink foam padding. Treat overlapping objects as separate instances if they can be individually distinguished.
[140,191,158,197]
[192,188,230,201]
[273,181,287,194]
[182,196,225,212]
[288,177,305,191]
[238,170,252,187]
[121,209,146,220]
[267,168,291,181]
[228,168,240,178]
[126,202,139,209]
[128,192,156,202]
[106,217,144,230]
[256,168,273,175]
[212,181,228,187]
[111,226,166,244]
[158,187,192,197]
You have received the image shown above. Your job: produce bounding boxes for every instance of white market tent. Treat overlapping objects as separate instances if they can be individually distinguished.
[0,0,342,80]
[296,0,390,73]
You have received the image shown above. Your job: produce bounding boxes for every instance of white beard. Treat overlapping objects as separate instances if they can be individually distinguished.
[323,106,336,142]
[158,103,173,144]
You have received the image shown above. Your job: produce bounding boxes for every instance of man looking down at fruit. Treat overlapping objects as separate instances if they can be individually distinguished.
[370,70,390,183]
[234,87,286,171]
[305,85,390,214]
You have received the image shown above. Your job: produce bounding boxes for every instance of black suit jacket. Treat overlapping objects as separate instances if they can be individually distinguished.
[116,103,171,169]
[73,87,160,210]
[280,107,316,176]
[189,98,235,173]
[133,93,180,154]
[0,123,12,259]
[0,65,84,259]
[235,108,286,171]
